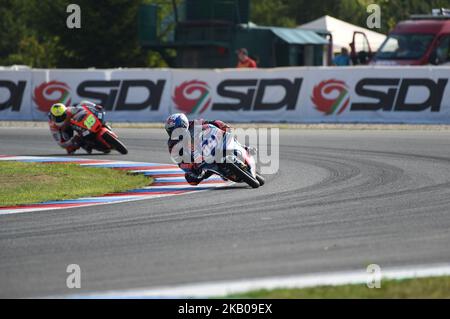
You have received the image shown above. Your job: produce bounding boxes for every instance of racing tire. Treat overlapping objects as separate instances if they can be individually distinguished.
[229,163,260,189]
[102,132,128,155]
[256,173,265,186]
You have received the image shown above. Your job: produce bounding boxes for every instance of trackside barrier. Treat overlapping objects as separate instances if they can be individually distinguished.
[1,66,450,123]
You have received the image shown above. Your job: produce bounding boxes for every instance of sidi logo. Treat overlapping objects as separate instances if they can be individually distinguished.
[33,81,72,113]
[311,79,350,115]
[77,79,166,111]
[173,80,211,114]
[312,78,448,114]
[351,78,448,112]
[171,78,302,112]
[212,78,302,111]
[0,80,26,111]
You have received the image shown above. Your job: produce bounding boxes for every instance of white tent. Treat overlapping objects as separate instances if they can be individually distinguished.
[298,15,387,52]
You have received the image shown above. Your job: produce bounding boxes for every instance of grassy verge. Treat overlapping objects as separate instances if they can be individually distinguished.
[226,276,450,298]
[0,161,151,206]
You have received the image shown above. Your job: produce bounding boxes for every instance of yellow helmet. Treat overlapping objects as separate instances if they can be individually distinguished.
[49,103,67,125]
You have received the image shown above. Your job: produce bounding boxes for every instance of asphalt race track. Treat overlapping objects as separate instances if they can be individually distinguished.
[1,126,450,298]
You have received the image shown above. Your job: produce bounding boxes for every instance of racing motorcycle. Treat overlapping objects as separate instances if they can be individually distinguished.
[195,125,265,188]
[70,104,128,155]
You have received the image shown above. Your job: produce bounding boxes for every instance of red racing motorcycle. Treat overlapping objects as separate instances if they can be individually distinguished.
[70,105,128,155]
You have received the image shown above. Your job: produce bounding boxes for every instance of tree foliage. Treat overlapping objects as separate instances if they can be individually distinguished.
[1,0,450,68]
[251,0,450,33]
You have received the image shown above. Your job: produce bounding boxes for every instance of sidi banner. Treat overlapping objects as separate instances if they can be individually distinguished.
[30,69,171,122]
[170,67,450,123]
[170,68,304,122]
[301,67,450,123]
[1,66,450,123]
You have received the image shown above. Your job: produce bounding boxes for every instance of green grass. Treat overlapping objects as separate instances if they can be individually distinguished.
[0,161,151,206]
[226,276,450,299]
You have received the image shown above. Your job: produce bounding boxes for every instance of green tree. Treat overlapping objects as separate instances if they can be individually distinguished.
[30,0,148,67]
[252,0,450,34]
[0,0,175,68]
[251,0,296,27]
[2,0,450,68]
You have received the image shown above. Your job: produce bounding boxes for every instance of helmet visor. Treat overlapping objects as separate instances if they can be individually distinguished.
[54,113,67,124]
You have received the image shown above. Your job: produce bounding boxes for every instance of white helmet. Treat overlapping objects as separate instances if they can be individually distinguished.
[165,113,189,136]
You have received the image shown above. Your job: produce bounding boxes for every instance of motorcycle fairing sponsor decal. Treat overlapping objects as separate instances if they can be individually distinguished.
[172,78,303,113]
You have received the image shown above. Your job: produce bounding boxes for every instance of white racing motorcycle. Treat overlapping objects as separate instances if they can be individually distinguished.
[195,124,265,188]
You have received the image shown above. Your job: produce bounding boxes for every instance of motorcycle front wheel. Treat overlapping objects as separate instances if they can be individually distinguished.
[102,131,128,155]
[256,173,265,186]
[228,163,260,188]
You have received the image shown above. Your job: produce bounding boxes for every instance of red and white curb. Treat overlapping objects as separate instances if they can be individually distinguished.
[0,155,232,215]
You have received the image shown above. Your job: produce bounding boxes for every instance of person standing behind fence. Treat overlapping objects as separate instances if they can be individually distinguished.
[333,47,352,66]
[236,48,257,68]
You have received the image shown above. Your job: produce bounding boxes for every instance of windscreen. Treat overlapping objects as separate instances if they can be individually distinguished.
[375,33,434,60]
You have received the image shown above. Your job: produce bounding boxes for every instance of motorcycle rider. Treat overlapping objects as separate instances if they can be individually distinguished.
[48,101,105,154]
[165,113,232,186]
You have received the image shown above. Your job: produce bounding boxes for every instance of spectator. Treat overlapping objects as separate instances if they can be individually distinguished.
[333,47,352,66]
[236,48,257,68]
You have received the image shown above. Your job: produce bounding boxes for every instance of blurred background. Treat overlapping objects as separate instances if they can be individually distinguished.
[1,0,449,69]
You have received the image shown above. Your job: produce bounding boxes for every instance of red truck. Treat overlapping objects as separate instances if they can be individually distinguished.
[370,8,450,66]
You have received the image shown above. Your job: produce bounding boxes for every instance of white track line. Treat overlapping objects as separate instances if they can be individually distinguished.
[60,263,450,299]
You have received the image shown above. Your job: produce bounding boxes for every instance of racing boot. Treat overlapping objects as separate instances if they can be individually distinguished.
[66,145,78,155]
[185,170,214,185]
